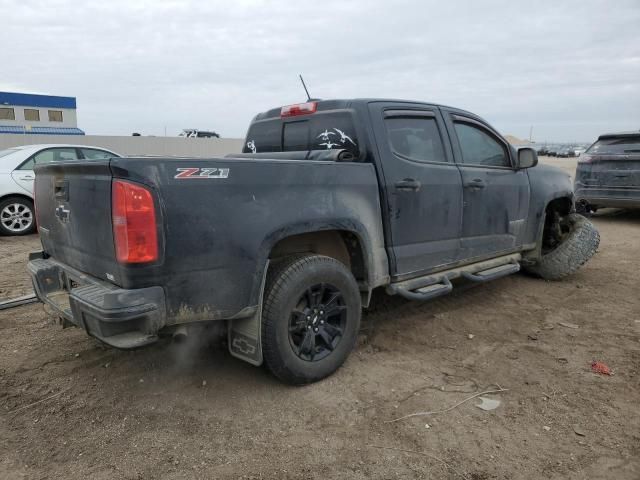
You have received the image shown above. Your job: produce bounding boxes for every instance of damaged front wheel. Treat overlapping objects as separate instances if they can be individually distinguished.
[524,213,600,280]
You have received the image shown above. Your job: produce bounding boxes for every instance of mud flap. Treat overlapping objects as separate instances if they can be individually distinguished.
[228,261,268,366]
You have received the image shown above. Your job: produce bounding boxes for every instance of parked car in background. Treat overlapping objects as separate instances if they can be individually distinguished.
[537,145,549,156]
[0,144,120,235]
[557,146,574,158]
[547,145,559,157]
[575,131,640,213]
[179,129,220,138]
[573,147,586,157]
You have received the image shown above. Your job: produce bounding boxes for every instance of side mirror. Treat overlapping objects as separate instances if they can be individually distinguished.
[517,147,538,169]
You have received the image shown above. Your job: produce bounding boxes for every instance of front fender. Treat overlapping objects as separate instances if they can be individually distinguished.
[522,163,574,260]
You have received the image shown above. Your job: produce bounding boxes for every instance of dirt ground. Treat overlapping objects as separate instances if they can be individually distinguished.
[1,157,639,479]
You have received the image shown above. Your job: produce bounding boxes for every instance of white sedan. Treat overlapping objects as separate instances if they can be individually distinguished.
[0,144,121,236]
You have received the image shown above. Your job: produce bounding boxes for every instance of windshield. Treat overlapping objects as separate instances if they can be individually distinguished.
[587,136,640,154]
[0,148,20,158]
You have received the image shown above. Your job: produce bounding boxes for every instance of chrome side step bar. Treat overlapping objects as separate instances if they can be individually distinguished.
[461,261,520,283]
[387,253,521,301]
[393,276,453,301]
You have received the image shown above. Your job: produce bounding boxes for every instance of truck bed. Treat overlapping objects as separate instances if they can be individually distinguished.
[34,156,386,326]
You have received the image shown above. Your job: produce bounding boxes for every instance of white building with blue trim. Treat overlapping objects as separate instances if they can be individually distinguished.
[0,91,84,135]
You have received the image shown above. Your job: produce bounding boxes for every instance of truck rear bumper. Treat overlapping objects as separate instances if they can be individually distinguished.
[28,253,166,349]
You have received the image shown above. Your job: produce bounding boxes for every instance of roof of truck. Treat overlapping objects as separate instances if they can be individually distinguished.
[252,98,478,121]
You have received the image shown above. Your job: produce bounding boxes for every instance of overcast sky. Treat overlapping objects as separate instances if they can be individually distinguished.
[1,0,638,142]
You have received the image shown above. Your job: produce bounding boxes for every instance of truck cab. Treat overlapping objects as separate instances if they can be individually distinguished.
[244,99,541,279]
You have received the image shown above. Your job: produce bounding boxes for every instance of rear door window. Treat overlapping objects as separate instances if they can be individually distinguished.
[587,136,640,154]
[18,147,79,170]
[385,116,447,163]
[80,148,115,159]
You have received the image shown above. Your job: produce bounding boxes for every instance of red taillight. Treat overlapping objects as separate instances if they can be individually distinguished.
[112,179,158,264]
[280,101,317,117]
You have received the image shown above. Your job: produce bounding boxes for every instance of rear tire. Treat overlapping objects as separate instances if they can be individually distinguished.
[0,197,36,236]
[524,213,599,280]
[261,254,361,385]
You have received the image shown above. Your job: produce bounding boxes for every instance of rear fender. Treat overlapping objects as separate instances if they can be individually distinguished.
[230,220,387,367]
[249,219,381,306]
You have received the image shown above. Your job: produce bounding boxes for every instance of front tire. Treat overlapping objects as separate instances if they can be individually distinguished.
[261,255,361,385]
[525,213,600,280]
[0,197,36,236]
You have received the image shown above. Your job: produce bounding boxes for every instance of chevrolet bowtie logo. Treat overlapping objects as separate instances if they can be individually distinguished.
[55,205,70,223]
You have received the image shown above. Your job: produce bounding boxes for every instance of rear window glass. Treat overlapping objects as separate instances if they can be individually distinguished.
[245,121,280,153]
[587,136,640,154]
[244,111,359,155]
[283,121,309,151]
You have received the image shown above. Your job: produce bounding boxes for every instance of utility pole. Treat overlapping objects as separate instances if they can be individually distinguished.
[529,125,533,143]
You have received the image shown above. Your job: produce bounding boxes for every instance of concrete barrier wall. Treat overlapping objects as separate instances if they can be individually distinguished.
[0,134,245,157]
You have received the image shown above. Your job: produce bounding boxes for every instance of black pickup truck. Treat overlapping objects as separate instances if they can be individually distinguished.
[29,99,599,384]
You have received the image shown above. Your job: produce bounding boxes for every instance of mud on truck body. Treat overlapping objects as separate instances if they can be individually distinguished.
[29,99,599,384]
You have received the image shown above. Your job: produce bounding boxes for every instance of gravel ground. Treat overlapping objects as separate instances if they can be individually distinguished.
[1,157,639,479]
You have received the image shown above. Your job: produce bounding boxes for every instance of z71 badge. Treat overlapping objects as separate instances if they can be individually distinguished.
[174,167,230,179]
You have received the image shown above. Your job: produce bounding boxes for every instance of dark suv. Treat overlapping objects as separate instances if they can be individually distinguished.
[575,131,640,212]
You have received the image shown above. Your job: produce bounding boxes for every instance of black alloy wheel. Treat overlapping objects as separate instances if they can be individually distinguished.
[288,283,347,362]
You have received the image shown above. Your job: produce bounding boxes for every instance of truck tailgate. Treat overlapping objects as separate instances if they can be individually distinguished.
[34,160,119,282]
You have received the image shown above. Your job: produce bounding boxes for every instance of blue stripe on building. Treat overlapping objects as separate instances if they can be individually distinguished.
[0,91,76,109]
[0,125,85,135]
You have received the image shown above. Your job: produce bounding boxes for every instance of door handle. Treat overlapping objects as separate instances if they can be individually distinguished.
[464,178,486,189]
[395,178,421,191]
[19,175,35,180]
